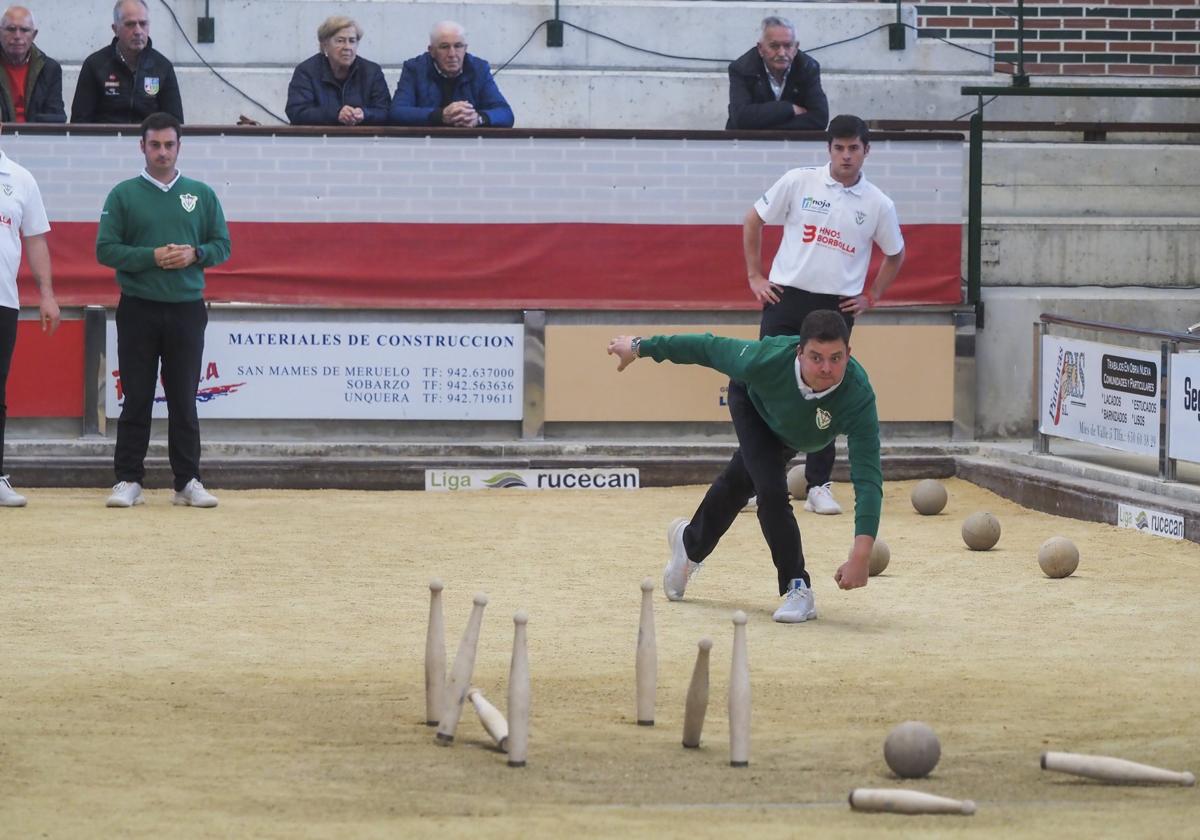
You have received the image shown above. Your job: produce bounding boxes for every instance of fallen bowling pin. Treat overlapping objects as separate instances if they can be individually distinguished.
[1041,751,1195,786]
[467,688,509,752]
[849,788,976,816]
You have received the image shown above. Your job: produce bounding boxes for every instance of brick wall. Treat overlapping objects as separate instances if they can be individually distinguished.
[906,0,1200,77]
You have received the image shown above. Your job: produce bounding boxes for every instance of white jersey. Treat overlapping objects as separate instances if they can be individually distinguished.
[0,151,51,310]
[754,163,903,297]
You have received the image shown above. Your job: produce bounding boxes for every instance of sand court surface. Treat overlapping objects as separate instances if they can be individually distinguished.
[1,478,1197,837]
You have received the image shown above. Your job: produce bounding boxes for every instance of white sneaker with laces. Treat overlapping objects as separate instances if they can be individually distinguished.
[740,495,758,514]
[106,481,144,508]
[173,478,218,508]
[0,475,27,507]
[773,579,817,623]
[804,482,843,515]
[663,517,701,601]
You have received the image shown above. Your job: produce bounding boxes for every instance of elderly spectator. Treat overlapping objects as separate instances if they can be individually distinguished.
[286,16,389,126]
[71,0,182,123]
[0,6,64,122]
[389,21,513,128]
[727,16,828,131]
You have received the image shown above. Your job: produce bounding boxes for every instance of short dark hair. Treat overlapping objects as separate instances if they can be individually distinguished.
[140,112,181,140]
[799,310,850,348]
[826,114,869,147]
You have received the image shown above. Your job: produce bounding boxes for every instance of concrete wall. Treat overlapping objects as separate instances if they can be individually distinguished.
[31,0,1200,127]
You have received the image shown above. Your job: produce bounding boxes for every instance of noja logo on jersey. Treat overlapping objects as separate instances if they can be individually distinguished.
[801,196,831,214]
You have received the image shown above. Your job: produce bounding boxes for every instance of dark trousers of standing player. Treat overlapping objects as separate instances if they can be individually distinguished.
[683,382,804,596]
[0,306,16,475]
[757,287,854,491]
[113,295,208,491]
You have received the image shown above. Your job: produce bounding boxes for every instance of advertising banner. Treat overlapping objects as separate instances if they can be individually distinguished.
[105,320,524,420]
[1168,351,1200,464]
[424,468,640,491]
[1040,335,1159,455]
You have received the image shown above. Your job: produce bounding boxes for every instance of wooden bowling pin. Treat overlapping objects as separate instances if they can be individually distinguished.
[435,592,487,745]
[507,611,530,768]
[424,579,445,726]
[682,638,713,749]
[729,610,750,767]
[636,578,656,726]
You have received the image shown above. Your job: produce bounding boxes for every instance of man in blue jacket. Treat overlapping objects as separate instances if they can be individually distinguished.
[389,21,513,128]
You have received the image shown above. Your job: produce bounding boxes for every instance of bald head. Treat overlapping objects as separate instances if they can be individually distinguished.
[0,6,37,66]
[428,20,467,76]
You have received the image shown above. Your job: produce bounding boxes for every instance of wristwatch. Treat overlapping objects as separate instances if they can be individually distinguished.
[630,337,642,357]
[194,245,206,264]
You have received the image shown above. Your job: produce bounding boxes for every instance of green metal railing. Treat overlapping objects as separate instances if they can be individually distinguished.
[959,86,1200,329]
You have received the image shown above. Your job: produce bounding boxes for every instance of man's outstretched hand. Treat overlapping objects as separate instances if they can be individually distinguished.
[607,335,639,372]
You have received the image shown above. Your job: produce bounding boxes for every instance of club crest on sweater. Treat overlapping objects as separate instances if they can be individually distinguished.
[180,193,197,213]
[816,407,831,430]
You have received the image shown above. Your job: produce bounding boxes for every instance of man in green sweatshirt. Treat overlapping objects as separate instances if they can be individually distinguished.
[607,310,881,623]
[96,111,230,509]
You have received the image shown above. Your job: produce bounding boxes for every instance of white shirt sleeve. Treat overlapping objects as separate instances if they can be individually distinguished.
[19,173,51,238]
[872,195,903,256]
[753,170,796,226]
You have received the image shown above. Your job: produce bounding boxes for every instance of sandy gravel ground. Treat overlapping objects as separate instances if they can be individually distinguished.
[1,478,1197,838]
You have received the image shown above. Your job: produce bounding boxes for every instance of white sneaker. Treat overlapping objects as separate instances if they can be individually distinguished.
[0,475,27,507]
[663,517,700,601]
[804,483,843,515]
[740,495,758,514]
[773,579,817,623]
[173,478,218,508]
[106,481,144,508]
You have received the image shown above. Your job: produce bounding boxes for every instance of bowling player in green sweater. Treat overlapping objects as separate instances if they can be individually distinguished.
[96,111,230,510]
[607,309,882,623]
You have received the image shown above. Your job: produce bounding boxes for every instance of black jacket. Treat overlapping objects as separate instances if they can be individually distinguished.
[285,53,390,125]
[70,37,183,123]
[0,44,66,122]
[726,46,828,131]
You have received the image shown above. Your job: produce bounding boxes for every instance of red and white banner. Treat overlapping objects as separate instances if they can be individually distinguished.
[9,133,963,311]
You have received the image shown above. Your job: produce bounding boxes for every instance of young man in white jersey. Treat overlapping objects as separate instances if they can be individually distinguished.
[739,113,904,515]
[0,127,58,507]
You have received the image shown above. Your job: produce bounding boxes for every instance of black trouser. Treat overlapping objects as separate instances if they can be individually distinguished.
[0,306,17,475]
[758,287,854,491]
[113,295,208,491]
[685,380,804,595]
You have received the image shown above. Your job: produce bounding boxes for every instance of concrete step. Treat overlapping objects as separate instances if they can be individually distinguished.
[981,144,1200,217]
[981,219,1200,287]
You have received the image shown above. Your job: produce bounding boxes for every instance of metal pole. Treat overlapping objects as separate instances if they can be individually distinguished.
[82,306,107,437]
[1013,0,1030,87]
[968,98,984,328]
[1160,340,1176,481]
[1033,321,1048,454]
[521,310,546,440]
[889,0,906,50]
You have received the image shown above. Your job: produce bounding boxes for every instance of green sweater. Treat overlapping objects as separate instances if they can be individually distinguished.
[96,174,231,302]
[640,332,883,537]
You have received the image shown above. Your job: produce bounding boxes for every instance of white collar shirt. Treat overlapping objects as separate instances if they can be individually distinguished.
[0,150,50,310]
[753,162,904,297]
